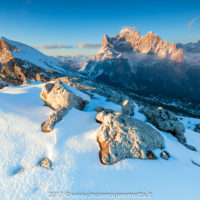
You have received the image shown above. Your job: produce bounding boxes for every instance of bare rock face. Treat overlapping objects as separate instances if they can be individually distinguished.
[140,106,186,144]
[0,38,16,63]
[41,107,69,132]
[40,81,89,110]
[96,109,164,165]
[95,106,105,113]
[121,99,134,116]
[146,151,157,160]
[95,29,184,63]
[0,37,61,86]
[106,90,135,115]
[118,29,184,62]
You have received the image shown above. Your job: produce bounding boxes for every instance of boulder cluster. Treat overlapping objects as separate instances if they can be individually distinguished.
[40,81,89,132]
[140,106,196,151]
[38,80,196,166]
[140,106,186,143]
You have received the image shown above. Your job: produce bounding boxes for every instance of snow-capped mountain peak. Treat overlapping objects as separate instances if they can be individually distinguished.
[96,30,184,62]
[83,29,200,101]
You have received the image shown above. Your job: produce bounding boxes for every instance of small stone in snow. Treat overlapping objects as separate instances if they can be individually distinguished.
[160,151,170,160]
[39,158,52,169]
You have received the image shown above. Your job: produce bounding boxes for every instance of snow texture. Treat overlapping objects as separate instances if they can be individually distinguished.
[0,83,200,199]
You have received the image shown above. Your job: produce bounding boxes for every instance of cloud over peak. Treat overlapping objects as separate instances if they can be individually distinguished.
[35,44,74,50]
[121,26,139,32]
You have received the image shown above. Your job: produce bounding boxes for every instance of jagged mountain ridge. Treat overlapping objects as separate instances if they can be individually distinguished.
[177,40,200,53]
[83,28,200,100]
[96,28,184,62]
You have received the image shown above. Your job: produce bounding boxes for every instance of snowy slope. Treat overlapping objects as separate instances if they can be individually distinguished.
[2,37,66,74]
[0,83,200,200]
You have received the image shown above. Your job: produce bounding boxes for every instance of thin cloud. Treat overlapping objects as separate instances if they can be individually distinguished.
[76,43,101,49]
[188,17,199,29]
[35,44,74,50]
[121,26,139,32]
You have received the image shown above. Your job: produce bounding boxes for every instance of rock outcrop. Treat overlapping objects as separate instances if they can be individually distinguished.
[160,151,170,160]
[95,106,106,113]
[96,109,164,164]
[39,158,52,169]
[97,86,135,115]
[41,81,89,132]
[0,37,64,87]
[41,107,69,132]
[140,106,197,151]
[40,81,89,110]
[140,106,186,143]
[121,99,134,116]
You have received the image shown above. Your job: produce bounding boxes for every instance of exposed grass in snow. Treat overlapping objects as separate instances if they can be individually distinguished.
[0,83,200,200]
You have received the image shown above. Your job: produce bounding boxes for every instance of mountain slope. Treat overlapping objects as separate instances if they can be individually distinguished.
[0,37,67,85]
[0,81,200,199]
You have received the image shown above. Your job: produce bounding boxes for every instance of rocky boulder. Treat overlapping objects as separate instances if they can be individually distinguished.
[41,81,89,132]
[96,109,165,165]
[121,99,134,116]
[95,106,105,113]
[160,151,170,160]
[41,107,69,132]
[40,81,89,110]
[140,106,186,144]
[0,78,8,89]
[39,158,52,169]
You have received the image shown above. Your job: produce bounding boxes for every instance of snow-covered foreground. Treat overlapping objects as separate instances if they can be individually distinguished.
[0,83,200,200]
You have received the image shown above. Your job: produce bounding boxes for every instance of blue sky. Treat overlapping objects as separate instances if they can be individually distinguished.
[0,0,200,56]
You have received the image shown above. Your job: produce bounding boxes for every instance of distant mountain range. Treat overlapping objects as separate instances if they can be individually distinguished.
[83,28,200,100]
[0,31,200,101]
[54,55,90,72]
